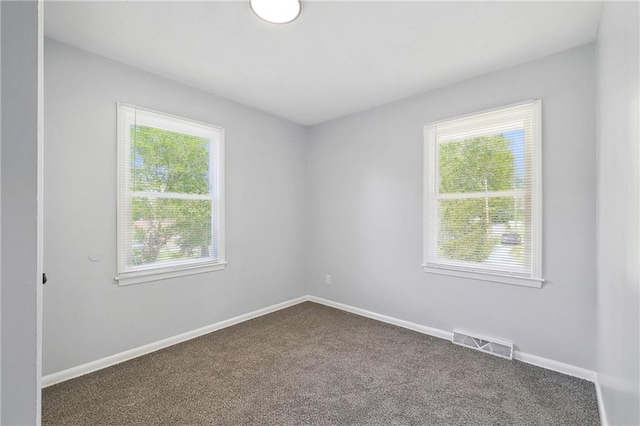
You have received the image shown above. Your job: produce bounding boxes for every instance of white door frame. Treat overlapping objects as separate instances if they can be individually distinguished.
[36,0,44,423]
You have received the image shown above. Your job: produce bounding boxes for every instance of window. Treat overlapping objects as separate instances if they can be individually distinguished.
[423,100,543,288]
[116,104,225,285]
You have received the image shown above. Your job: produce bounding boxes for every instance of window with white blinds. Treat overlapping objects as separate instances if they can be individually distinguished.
[423,100,543,288]
[116,104,225,285]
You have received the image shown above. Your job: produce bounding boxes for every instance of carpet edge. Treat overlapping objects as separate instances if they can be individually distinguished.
[43,294,598,389]
[308,295,597,383]
[595,374,609,426]
[42,295,309,387]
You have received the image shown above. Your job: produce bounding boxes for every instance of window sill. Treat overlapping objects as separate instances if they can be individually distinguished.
[116,261,227,286]
[422,265,543,288]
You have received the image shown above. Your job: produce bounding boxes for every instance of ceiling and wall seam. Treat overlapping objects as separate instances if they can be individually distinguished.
[44,1,603,126]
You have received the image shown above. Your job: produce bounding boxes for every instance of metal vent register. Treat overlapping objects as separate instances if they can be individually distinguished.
[452,329,514,360]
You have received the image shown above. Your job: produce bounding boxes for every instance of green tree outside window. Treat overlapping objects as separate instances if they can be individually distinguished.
[130,125,213,266]
[438,135,520,263]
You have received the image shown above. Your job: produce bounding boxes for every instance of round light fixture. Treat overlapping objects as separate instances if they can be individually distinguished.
[250,0,301,24]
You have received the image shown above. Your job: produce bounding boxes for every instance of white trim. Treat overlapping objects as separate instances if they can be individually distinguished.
[116,103,226,283]
[594,374,609,426]
[426,99,540,127]
[36,0,45,423]
[531,99,543,280]
[308,296,595,382]
[422,265,543,288]
[306,296,453,340]
[423,99,544,288]
[437,121,526,144]
[216,127,226,268]
[116,103,129,281]
[42,296,308,388]
[118,102,225,135]
[42,295,597,388]
[512,351,596,382]
[116,261,227,286]
[423,124,436,287]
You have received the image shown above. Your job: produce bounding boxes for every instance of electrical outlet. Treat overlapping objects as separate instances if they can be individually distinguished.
[325,274,332,285]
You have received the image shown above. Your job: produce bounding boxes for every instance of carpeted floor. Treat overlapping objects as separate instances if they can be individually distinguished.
[43,302,599,425]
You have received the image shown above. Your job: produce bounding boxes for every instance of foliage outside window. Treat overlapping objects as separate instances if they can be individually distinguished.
[117,104,225,285]
[423,101,543,287]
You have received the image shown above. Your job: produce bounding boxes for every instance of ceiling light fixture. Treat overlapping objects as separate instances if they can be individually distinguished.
[250,0,301,24]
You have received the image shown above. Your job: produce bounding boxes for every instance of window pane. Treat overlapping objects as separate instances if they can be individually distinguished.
[439,133,521,194]
[438,197,526,269]
[131,125,210,194]
[129,197,213,267]
[424,101,540,283]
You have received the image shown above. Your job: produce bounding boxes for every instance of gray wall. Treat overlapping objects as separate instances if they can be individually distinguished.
[307,44,597,369]
[0,1,3,419]
[1,1,40,424]
[0,1,3,420]
[43,39,308,375]
[596,2,639,424]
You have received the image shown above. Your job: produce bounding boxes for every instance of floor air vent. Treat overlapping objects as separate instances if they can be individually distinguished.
[452,329,513,360]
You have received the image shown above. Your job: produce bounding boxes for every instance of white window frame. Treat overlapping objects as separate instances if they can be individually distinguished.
[423,100,543,288]
[116,104,226,286]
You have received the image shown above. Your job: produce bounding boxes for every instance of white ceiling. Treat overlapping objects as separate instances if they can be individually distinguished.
[44,1,602,126]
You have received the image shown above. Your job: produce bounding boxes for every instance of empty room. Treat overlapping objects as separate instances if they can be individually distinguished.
[0,0,638,424]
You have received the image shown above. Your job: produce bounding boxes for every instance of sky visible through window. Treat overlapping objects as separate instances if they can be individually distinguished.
[505,129,525,180]
[484,128,526,268]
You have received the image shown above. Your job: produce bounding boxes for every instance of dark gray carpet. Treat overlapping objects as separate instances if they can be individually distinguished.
[43,302,599,425]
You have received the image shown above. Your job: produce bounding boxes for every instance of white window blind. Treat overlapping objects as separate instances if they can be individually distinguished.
[423,100,543,287]
[116,104,225,285]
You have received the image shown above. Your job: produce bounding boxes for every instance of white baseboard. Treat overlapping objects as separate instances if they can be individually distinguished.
[308,295,596,382]
[595,374,609,426]
[43,294,597,388]
[307,295,453,341]
[512,351,596,382]
[42,296,308,387]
